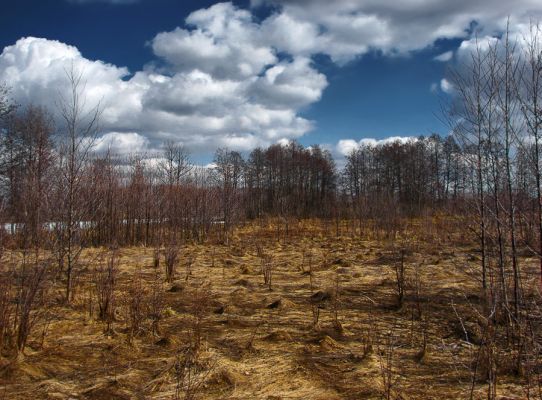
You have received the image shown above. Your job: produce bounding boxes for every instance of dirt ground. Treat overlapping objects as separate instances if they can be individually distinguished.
[0,219,539,399]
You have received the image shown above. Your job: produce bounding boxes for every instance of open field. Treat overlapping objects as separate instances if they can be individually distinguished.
[2,2,542,400]
[1,219,540,400]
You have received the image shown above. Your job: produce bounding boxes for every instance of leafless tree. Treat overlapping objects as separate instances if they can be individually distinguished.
[261,254,273,290]
[54,65,101,302]
[213,148,244,244]
[159,141,192,187]
[519,22,542,287]
[394,248,406,309]
[377,328,400,400]
[6,106,55,248]
[448,35,491,292]
[125,270,146,342]
[164,246,179,283]
[14,254,51,353]
[153,247,161,269]
[497,23,522,317]
[94,250,118,333]
[148,273,165,336]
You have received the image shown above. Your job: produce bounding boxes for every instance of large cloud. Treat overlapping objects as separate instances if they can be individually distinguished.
[0,37,141,126]
[253,0,542,62]
[152,3,277,80]
[0,39,323,154]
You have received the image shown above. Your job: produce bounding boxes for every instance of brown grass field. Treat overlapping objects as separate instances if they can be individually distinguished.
[0,219,540,399]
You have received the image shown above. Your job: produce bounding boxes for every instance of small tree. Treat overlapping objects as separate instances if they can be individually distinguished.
[15,261,50,353]
[148,273,165,336]
[261,254,273,290]
[153,247,161,269]
[94,251,118,333]
[0,270,13,353]
[126,271,146,343]
[256,243,273,290]
[394,249,406,309]
[332,271,342,332]
[165,246,179,283]
[377,329,400,400]
[185,254,194,281]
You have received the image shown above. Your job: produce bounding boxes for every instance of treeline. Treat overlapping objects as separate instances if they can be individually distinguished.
[0,99,469,249]
[0,97,338,247]
[0,79,469,250]
[0,89,539,254]
[1,25,542,298]
[342,134,465,217]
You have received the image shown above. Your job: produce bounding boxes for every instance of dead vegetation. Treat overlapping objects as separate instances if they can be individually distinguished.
[0,218,540,399]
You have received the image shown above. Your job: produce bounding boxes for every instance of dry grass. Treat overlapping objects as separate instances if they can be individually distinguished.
[0,219,539,399]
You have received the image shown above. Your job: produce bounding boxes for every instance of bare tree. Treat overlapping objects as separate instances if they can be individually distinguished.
[213,148,244,244]
[159,141,192,187]
[159,141,192,242]
[94,250,118,333]
[54,65,101,302]
[519,22,542,287]
[394,248,406,309]
[497,23,522,316]
[165,246,179,283]
[125,271,146,342]
[0,250,51,355]
[448,36,491,292]
[6,106,55,248]
[148,273,165,336]
[14,255,51,353]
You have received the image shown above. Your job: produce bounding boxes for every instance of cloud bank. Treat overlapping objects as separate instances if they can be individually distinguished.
[1,1,540,156]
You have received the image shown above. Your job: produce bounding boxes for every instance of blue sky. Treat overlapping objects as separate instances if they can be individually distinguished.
[303,47,454,145]
[0,0,539,162]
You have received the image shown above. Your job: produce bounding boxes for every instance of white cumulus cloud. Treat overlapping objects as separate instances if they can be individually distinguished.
[253,0,542,61]
[0,35,322,154]
[151,3,276,80]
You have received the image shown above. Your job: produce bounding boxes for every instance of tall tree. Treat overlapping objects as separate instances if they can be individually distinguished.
[519,22,542,288]
[54,66,101,302]
[213,148,244,244]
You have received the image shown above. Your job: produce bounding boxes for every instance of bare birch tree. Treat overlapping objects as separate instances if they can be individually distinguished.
[54,65,101,302]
